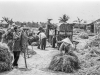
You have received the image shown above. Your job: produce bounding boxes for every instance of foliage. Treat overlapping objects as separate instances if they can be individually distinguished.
[2,17,14,25]
[59,14,70,23]
[79,32,89,39]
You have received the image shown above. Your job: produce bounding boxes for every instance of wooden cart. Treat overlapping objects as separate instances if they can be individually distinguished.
[56,23,73,49]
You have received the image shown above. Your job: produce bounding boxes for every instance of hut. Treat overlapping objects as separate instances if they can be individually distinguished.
[0,21,9,28]
[87,19,100,34]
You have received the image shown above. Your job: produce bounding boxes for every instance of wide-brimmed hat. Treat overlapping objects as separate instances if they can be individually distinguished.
[62,37,74,47]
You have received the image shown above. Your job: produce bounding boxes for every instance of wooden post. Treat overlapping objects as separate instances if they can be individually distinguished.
[24,51,27,68]
[27,47,29,58]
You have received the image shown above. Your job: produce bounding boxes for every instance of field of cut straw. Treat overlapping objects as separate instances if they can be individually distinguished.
[1,31,100,75]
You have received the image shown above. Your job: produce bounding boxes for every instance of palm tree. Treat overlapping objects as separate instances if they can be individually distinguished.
[0,20,4,22]
[59,14,70,23]
[73,17,83,28]
[2,17,14,27]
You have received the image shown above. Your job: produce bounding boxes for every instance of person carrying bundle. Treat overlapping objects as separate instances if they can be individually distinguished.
[12,26,22,68]
[49,37,80,73]
[59,37,74,54]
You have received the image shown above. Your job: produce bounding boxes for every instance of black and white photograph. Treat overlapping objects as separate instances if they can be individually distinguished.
[0,0,100,75]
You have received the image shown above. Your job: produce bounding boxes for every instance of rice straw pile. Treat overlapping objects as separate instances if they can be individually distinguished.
[0,42,12,72]
[49,52,80,73]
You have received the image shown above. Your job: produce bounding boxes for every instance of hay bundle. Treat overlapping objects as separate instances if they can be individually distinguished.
[2,33,8,43]
[28,36,39,45]
[79,32,88,39]
[27,48,36,55]
[1,32,14,52]
[21,31,28,53]
[49,52,80,73]
[0,43,12,72]
[31,42,39,46]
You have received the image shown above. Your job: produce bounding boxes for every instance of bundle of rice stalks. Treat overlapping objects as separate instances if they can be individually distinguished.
[89,40,100,47]
[49,53,80,73]
[21,32,29,53]
[28,36,39,45]
[85,35,100,48]
[31,42,39,46]
[0,43,12,72]
[27,48,36,55]
[76,65,99,75]
[2,33,8,43]
[79,32,88,39]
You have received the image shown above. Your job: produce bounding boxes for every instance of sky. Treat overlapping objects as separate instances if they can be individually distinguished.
[0,0,100,23]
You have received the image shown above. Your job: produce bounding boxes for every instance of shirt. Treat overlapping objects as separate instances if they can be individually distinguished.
[39,32,46,40]
[13,31,21,51]
[49,30,55,36]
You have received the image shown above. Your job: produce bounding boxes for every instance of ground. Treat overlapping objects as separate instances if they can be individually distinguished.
[0,30,99,75]
[1,46,73,75]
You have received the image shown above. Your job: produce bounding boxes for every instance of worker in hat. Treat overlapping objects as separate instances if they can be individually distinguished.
[59,37,74,54]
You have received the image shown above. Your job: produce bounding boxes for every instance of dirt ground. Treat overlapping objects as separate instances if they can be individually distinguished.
[1,34,100,75]
[1,45,74,75]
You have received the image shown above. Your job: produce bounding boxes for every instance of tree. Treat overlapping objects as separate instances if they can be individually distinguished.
[59,14,70,23]
[2,17,14,27]
[84,21,87,23]
[73,17,83,28]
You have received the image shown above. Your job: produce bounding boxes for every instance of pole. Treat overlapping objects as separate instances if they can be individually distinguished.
[24,49,27,68]
[21,31,28,69]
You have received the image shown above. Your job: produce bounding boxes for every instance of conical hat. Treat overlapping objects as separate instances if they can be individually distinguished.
[62,37,74,47]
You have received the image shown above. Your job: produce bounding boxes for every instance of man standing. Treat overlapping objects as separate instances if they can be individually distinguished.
[39,29,46,50]
[12,26,22,68]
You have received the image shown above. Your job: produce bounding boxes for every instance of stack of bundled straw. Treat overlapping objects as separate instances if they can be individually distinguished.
[79,32,89,39]
[0,43,12,72]
[49,52,80,73]
[27,48,37,55]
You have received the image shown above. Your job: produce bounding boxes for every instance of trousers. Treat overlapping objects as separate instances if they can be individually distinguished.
[41,38,46,50]
[13,51,20,66]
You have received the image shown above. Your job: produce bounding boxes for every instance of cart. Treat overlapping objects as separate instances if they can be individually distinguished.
[56,23,73,49]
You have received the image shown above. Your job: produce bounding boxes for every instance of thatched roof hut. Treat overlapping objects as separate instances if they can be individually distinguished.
[0,21,9,28]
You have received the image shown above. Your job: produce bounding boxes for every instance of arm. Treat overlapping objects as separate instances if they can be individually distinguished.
[59,42,65,53]
[39,33,41,41]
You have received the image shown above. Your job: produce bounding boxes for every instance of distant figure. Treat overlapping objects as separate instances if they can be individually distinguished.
[37,27,43,49]
[39,29,46,50]
[49,29,55,45]
[37,31,41,49]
